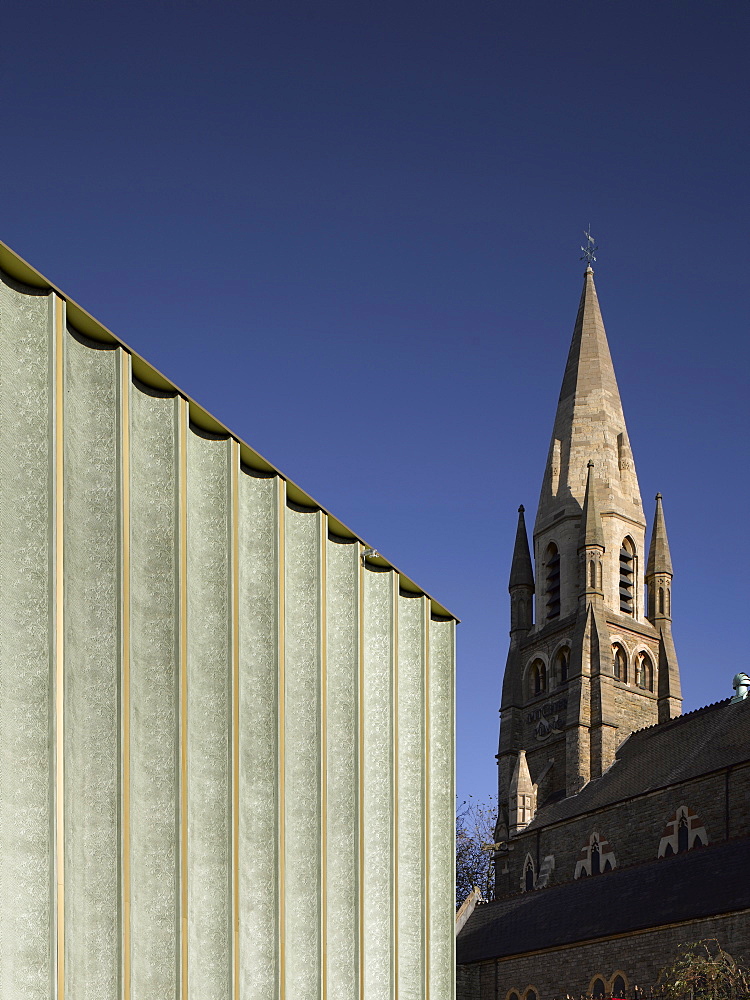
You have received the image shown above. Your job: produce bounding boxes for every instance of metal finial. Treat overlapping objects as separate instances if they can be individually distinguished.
[580,226,597,266]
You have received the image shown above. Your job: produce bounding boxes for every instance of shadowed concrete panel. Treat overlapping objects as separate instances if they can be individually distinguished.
[63,330,122,1000]
[238,471,281,1000]
[428,618,455,1000]
[0,277,54,1000]
[186,430,232,1000]
[397,593,427,1000]
[284,505,323,999]
[363,567,396,1000]
[325,536,360,1000]
[129,385,180,998]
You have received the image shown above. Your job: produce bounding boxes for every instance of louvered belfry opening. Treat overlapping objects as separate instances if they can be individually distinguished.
[545,544,560,619]
[619,538,635,614]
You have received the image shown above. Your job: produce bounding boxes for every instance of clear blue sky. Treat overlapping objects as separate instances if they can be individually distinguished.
[2,1,748,804]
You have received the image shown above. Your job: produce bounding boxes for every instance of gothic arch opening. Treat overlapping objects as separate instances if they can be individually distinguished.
[635,650,653,691]
[545,542,561,619]
[575,831,616,878]
[619,537,635,615]
[658,806,709,857]
[552,645,570,687]
[611,973,628,997]
[590,978,606,999]
[529,658,547,698]
[612,642,627,682]
[521,853,535,892]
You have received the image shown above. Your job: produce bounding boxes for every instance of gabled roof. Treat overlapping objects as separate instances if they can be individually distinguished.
[457,834,750,964]
[527,696,750,830]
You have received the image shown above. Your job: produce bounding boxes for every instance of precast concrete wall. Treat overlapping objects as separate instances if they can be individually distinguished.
[0,268,455,1000]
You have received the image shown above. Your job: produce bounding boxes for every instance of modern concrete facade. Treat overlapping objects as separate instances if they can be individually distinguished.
[0,241,456,1000]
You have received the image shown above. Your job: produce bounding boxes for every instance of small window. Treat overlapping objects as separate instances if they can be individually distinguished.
[619,537,635,615]
[525,991,538,1000]
[508,993,520,1000]
[521,853,535,892]
[658,586,665,614]
[592,978,606,998]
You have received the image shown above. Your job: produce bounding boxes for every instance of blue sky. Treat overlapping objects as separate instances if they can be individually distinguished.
[1,1,748,803]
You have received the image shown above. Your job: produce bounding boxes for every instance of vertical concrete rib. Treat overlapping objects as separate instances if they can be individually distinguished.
[63,329,123,1000]
[396,592,428,1000]
[238,471,281,999]
[129,383,180,999]
[283,504,323,998]
[325,534,360,999]
[120,355,131,1000]
[178,398,189,1000]
[186,428,232,1000]
[362,565,396,1000]
[230,440,240,1000]
[54,294,65,1000]
[427,616,456,1000]
[0,275,55,1000]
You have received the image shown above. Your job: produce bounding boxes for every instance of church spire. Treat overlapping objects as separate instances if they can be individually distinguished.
[510,505,534,589]
[536,267,644,535]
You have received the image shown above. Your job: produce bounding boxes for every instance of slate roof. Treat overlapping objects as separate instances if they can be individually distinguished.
[457,834,750,964]
[527,696,750,830]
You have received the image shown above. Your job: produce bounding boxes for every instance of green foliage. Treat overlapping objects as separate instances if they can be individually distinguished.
[656,939,750,1000]
[455,795,497,910]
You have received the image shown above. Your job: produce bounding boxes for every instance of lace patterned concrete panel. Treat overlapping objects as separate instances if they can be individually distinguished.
[0,275,54,1000]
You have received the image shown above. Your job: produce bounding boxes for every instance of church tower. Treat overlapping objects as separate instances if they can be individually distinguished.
[497,265,682,843]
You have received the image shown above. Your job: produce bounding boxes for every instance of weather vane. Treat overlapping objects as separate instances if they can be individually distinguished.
[580,226,598,267]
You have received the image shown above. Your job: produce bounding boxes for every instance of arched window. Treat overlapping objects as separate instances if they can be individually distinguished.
[612,643,627,682]
[524,990,538,1000]
[521,853,536,892]
[658,806,709,857]
[575,831,616,878]
[551,646,570,686]
[591,839,600,875]
[545,543,561,619]
[635,651,653,691]
[589,558,596,588]
[667,586,671,617]
[678,813,689,853]
[612,974,627,997]
[658,586,665,614]
[530,659,547,697]
[508,993,520,1000]
[619,537,635,615]
[592,978,606,999]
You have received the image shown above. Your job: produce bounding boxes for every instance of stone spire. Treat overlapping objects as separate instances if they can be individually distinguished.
[509,505,534,589]
[536,267,644,534]
[646,492,673,577]
[645,493,681,720]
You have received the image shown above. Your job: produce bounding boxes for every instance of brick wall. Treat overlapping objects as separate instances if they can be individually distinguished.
[457,911,750,1000]
[496,766,747,899]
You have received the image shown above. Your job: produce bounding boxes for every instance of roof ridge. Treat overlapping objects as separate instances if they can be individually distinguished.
[623,697,733,740]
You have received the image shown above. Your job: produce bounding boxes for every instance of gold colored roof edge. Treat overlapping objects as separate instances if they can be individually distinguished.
[0,238,458,622]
